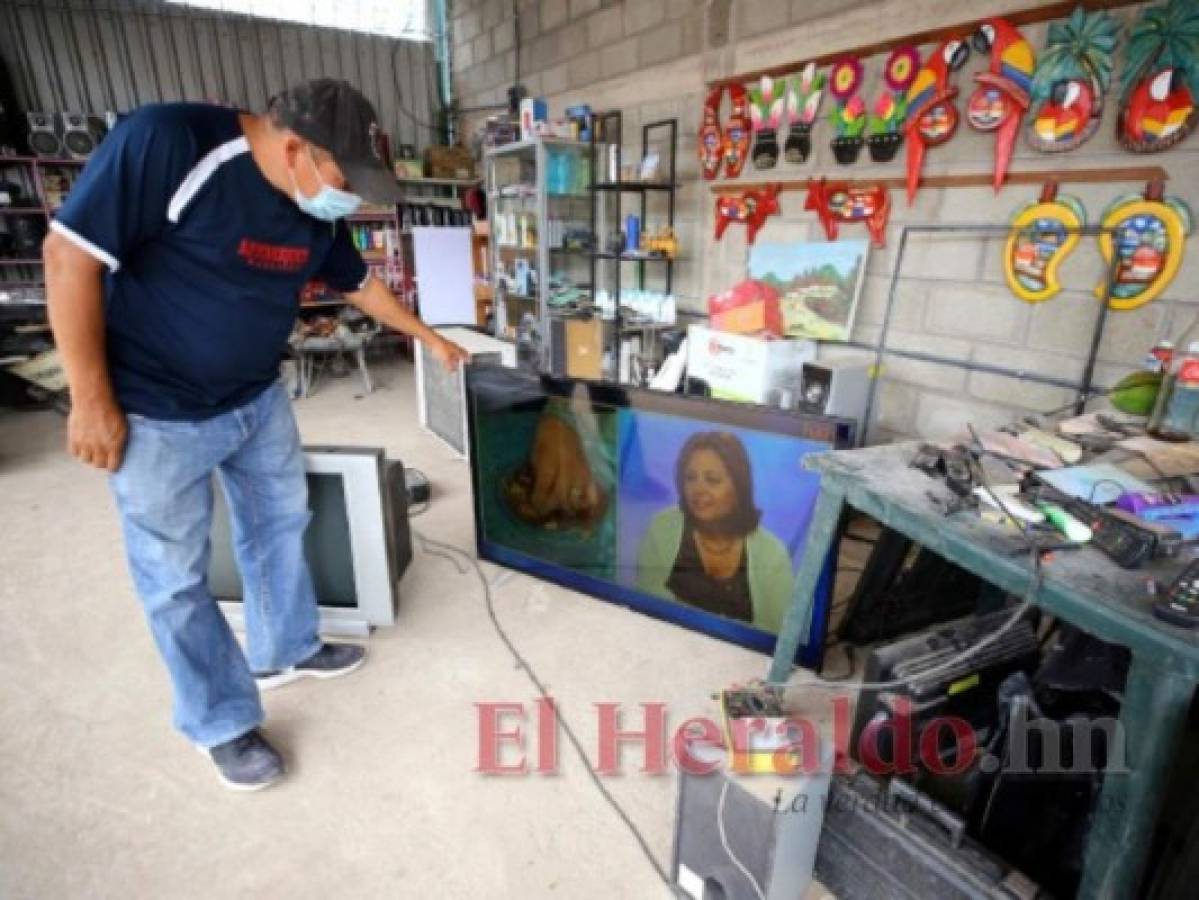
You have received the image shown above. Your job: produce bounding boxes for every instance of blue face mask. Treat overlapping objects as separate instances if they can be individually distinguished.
[290,147,362,221]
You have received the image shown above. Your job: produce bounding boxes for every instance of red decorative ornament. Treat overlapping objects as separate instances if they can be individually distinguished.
[714,184,782,244]
[723,84,752,178]
[699,87,724,180]
[904,38,969,203]
[804,178,891,248]
[967,18,1035,191]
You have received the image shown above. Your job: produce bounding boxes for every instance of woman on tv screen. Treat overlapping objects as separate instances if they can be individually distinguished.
[635,431,795,631]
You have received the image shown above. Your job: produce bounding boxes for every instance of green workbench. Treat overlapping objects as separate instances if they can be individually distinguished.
[770,442,1199,899]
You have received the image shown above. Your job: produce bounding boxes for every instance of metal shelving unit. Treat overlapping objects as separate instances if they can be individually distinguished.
[484,137,593,370]
[588,113,679,381]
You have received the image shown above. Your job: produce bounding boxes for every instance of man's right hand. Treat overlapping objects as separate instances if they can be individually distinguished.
[68,397,128,472]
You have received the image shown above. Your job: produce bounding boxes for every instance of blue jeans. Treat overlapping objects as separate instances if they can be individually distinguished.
[110,381,321,748]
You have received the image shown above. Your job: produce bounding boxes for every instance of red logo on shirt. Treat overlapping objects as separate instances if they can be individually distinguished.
[237,238,310,272]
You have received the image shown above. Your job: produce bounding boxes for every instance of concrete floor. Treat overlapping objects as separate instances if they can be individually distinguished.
[0,359,845,899]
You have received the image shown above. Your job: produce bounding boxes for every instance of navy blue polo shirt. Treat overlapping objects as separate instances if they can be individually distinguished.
[52,102,369,420]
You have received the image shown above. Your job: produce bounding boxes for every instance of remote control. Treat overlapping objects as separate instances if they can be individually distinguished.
[1029,488,1156,569]
[1153,559,1199,629]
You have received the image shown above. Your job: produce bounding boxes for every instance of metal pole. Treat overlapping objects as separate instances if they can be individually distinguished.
[858,225,909,446]
[1078,228,1124,414]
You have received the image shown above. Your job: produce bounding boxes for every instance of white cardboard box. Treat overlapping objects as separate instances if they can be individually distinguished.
[686,325,816,405]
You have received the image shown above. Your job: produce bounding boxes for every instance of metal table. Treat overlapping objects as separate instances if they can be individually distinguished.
[770,442,1199,899]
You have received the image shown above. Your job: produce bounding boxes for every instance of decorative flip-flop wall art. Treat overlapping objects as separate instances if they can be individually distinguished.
[699,87,724,181]
[723,84,752,178]
[1095,180,1193,310]
[1004,182,1087,303]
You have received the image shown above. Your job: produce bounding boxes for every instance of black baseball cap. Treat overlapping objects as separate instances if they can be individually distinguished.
[270,79,401,204]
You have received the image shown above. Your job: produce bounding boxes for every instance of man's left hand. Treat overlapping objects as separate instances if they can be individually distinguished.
[431,335,470,372]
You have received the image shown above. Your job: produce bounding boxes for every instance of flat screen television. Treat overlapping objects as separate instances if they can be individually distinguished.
[464,366,854,667]
[208,446,412,637]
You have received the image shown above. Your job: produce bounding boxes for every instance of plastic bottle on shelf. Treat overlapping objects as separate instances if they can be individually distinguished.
[1162,342,1199,436]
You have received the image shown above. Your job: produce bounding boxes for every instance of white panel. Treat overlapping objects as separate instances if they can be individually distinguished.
[411,227,476,327]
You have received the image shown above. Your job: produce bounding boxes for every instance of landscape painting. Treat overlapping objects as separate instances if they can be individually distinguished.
[747,240,869,341]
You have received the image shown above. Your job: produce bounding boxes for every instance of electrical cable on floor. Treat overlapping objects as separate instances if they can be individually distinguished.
[414,531,673,890]
[717,780,767,900]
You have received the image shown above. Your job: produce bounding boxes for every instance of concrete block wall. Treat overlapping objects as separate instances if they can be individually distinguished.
[450,0,1199,443]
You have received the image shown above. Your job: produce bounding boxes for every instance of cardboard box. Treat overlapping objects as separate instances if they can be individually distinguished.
[394,158,423,179]
[425,145,474,180]
[565,318,604,380]
[686,325,815,405]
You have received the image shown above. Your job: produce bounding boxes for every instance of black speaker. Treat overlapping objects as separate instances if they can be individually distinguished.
[61,113,96,160]
[27,112,60,158]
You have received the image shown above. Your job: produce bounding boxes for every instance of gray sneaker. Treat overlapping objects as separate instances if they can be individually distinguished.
[254,642,366,691]
[205,729,285,792]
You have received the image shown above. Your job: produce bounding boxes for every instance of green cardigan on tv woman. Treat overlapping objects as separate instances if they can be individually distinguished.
[634,507,796,633]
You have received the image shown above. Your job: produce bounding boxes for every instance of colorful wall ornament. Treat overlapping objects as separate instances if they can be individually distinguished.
[1116,0,1199,153]
[805,179,892,248]
[714,184,782,244]
[723,84,752,178]
[828,57,867,164]
[1004,182,1086,303]
[904,38,970,202]
[867,46,919,163]
[1026,7,1121,152]
[749,76,785,169]
[699,87,724,181]
[968,18,1036,190]
[785,63,826,164]
[1096,181,1193,310]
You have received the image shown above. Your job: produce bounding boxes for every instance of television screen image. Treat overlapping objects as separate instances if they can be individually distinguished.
[466,366,854,666]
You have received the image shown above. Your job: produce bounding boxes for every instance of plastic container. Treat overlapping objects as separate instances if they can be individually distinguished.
[1163,342,1199,436]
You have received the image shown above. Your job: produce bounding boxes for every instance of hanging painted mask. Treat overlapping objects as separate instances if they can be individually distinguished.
[968,18,1035,190]
[785,63,826,164]
[699,87,724,180]
[749,77,785,169]
[866,46,919,163]
[904,38,970,202]
[1097,181,1193,311]
[1116,0,1199,152]
[723,84,752,178]
[1026,7,1121,152]
[1004,182,1086,303]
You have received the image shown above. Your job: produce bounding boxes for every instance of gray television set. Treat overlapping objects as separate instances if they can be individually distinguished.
[208,445,412,636]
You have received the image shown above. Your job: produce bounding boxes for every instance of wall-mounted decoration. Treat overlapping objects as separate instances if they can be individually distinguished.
[1027,7,1121,152]
[805,178,892,248]
[714,184,782,244]
[723,84,752,178]
[1116,0,1199,153]
[1004,182,1086,303]
[1096,180,1192,310]
[747,240,869,341]
[749,77,785,169]
[699,87,724,180]
[867,46,919,163]
[904,39,970,202]
[968,18,1036,190]
[785,63,826,164]
[828,57,867,164]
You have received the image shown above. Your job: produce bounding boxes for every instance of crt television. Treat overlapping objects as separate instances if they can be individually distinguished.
[464,366,854,666]
[208,445,412,637]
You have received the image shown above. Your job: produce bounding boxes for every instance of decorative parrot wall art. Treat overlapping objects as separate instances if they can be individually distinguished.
[1026,7,1121,152]
[1004,182,1087,303]
[867,46,919,163]
[904,38,971,202]
[785,63,826,164]
[967,18,1036,190]
[1116,0,1199,152]
[1096,180,1193,310]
